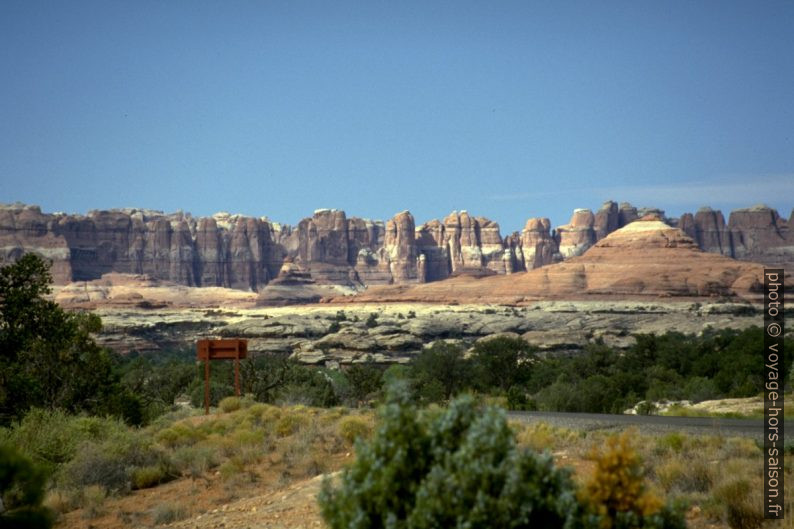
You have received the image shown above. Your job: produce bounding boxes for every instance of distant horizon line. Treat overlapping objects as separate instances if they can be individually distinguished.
[3,200,792,236]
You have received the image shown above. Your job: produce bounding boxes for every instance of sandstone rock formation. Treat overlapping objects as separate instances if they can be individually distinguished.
[678,208,730,255]
[0,204,72,282]
[415,211,507,280]
[384,211,420,283]
[618,202,639,226]
[519,218,559,269]
[2,201,791,297]
[555,208,596,258]
[728,205,792,265]
[346,217,768,304]
[594,201,620,241]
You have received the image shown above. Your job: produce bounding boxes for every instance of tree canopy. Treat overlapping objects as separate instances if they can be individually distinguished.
[0,254,135,424]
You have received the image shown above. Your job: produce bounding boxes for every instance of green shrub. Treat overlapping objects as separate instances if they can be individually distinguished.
[343,362,385,406]
[79,485,106,519]
[470,336,535,392]
[712,479,763,529]
[409,341,472,403]
[131,465,170,490]
[62,431,164,493]
[152,502,189,525]
[219,396,241,413]
[0,254,126,424]
[3,409,84,473]
[536,380,579,412]
[515,422,578,452]
[0,444,54,529]
[3,409,133,481]
[319,391,578,528]
[506,385,536,410]
[170,445,219,478]
[218,458,246,481]
[337,415,371,444]
[155,422,204,448]
[656,432,686,453]
[365,312,379,328]
[275,410,310,437]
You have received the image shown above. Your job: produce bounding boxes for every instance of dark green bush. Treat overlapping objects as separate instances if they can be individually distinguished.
[506,385,536,411]
[115,350,195,423]
[470,336,535,392]
[239,354,338,407]
[318,390,578,528]
[536,380,579,412]
[522,327,789,414]
[0,444,53,529]
[343,362,385,406]
[410,341,472,403]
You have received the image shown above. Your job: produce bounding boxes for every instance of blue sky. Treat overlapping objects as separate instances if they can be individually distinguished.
[1,0,792,231]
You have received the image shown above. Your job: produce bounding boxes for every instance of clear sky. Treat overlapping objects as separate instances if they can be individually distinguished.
[1,1,792,232]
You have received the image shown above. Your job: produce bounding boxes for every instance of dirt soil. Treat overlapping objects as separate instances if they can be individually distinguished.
[58,455,350,529]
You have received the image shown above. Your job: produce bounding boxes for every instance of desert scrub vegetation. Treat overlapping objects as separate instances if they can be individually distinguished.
[337,414,373,444]
[511,420,784,529]
[319,390,685,529]
[643,433,777,529]
[218,395,242,413]
[578,431,682,529]
[0,402,373,521]
[544,427,786,529]
[514,420,583,452]
[151,501,189,525]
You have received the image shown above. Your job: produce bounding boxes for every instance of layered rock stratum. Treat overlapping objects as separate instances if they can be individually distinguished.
[2,201,791,303]
[345,217,767,304]
[86,301,770,365]
[28,212,786,366]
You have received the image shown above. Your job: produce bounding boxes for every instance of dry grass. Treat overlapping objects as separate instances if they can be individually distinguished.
[512,421,791,529]
[39,406,794,529]
[12,402,370,529]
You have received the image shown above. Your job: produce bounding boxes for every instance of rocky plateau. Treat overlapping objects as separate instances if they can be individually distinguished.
[93,301,773,366]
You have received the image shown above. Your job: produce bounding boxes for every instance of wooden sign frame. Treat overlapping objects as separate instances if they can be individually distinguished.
[196,339,248,414]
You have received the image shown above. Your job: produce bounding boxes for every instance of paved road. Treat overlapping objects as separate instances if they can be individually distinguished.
[508,411,776,439]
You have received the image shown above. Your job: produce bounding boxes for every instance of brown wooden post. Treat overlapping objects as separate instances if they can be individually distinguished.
[204,355,210,415]
[234,349,241,397]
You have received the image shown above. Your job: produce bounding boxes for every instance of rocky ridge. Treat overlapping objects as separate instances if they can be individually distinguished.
[91,301,769,366]
[2,201,791,298]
